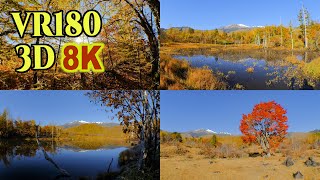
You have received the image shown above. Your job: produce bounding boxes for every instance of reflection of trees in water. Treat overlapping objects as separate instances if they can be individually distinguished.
[0,140,57,167]
[179,48,320,63]
[179,49,319,90]
[0,141,14,167]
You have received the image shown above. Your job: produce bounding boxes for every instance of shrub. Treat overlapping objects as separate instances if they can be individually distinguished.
[160,131,183,143]
[171,132,183,143]
[160,53,227,90]
[210,134,217,147]
[199,144,246,159]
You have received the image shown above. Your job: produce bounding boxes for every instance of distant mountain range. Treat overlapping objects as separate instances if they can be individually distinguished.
[219,24,264,33]
[182,129,232,138]
[162,24,264,33]
[61,120,119,128]
[311,129,320,133]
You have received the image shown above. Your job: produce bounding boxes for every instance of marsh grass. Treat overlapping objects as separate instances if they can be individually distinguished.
[246,67,255,73]
[160,54,227,90]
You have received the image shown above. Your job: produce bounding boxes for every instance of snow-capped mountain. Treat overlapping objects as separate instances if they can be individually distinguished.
[183,129,232,137]
[77,120,104,124]
[62,120,118,128]
[220,24,264,33]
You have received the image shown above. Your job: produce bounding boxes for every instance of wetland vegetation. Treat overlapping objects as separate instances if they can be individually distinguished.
[160,2,320,90]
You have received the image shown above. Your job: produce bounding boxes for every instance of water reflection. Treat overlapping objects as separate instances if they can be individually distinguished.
[174,49,320,90]
[0,139,127,180]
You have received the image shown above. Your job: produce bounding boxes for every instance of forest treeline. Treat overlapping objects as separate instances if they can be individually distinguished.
[0,0,159,90]
[161,7,320,50]
[0,109,62,138]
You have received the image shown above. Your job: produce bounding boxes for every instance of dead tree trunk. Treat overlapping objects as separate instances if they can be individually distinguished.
[35,125,70,177]
[302,4,308,48]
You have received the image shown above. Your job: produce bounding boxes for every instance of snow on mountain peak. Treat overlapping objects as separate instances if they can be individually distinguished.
[237,24,249,28]
[78,120,89,123]
[253,25,265,28]
[206,129,217,134]
[74,120,104,124]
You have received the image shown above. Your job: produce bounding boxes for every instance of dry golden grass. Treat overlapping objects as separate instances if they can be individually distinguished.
[281,55,320,80]
[161,134,320,180]
[217,136,243,147]
[246,67,255,73]
[284,56,304,66]
[161,43,261,54]
[303,57,320,79]
[161,149,320,180]
[160,54,227,90]
[186,67,226,90]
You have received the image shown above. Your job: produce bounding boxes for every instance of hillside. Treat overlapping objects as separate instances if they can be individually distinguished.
[219,24,264,33]
[62,120,119,128]
[63,123,125,138]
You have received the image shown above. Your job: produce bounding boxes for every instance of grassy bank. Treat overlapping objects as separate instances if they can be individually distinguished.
[160,54,228,90]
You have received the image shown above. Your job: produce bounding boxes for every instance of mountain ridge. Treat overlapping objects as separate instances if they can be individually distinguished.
[161,24,264,33]
[182,128,232,138]
[61,120,119,128]
[219,24,264,33]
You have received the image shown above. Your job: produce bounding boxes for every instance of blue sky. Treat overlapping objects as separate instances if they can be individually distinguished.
[161,0,320,29]
[0,91,116,125]
[161,91,320,134]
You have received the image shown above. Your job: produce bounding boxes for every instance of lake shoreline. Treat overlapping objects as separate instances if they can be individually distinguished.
[161,43,320,90]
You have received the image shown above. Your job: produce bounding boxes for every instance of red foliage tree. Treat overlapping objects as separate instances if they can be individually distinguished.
[240,101,288,156]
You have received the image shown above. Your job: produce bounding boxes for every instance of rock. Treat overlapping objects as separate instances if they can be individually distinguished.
[305,159,312,167]
[305,157,320,167]
[249,152,261,157]
[283,157,294,167]
[293,171,303,179]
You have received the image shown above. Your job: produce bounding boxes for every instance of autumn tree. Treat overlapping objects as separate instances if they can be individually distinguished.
[239,101,288,156]
[0,109,13,138]
[100,0,160,87]
[0,0,81,89]
[87,90,160,170]
[210,134,217,147]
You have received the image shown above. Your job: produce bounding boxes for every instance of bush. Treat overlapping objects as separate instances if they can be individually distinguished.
[160,131,183,143]
[199,144,246,159]
[171,132,183,143]
[210,135,217,147]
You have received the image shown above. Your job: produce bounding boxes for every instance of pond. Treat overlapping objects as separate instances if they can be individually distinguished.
[174,50,320,90]
[0,139,127,180]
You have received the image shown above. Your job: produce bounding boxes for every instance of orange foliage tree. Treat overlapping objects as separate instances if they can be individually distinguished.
[240,101,288,156]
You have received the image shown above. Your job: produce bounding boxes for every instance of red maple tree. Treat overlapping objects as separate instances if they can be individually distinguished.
[240,101,288,156]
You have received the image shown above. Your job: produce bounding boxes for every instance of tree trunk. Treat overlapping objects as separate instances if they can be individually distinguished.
[302,5,308,48]
[35,125,70,177]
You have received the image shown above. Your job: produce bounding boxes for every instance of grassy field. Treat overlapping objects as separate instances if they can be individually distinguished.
[161,133,320,180]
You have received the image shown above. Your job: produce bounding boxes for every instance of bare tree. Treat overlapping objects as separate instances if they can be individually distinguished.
[289,21,294,50]
[299,3,310,49]
[87,90,160,169]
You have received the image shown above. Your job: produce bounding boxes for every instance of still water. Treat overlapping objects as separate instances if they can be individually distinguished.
[0,139,127,180]
[174,50,320,90]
